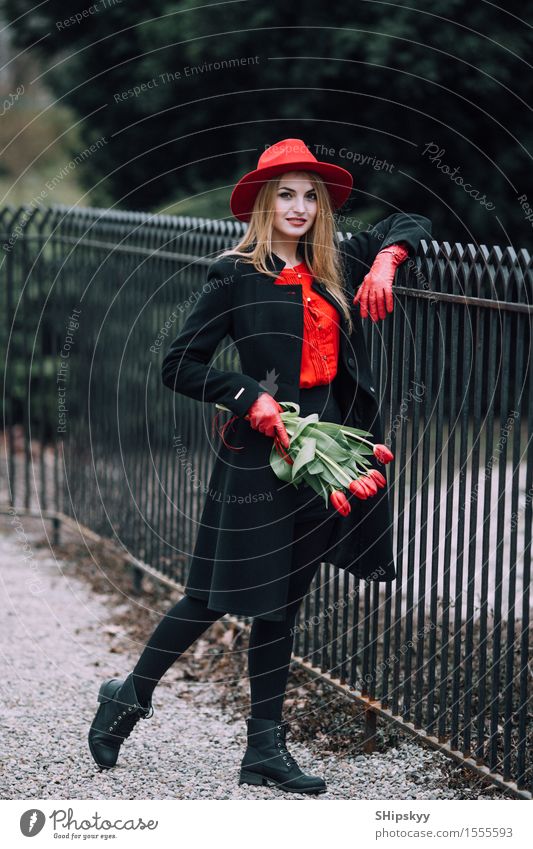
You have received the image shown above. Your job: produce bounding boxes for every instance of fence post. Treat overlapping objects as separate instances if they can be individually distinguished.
[52,516,61,546]
[363,707,377,753]
[131,565,144,594]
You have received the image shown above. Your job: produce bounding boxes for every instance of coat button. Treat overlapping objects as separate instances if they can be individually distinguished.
[369,385,375,392]
[347,357,355,367]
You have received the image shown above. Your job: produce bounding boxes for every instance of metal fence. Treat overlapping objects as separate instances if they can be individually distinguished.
[1,203,532,798]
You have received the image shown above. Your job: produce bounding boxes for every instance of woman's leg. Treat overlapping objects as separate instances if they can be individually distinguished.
[131,594,224,705]
[247,516,336,721]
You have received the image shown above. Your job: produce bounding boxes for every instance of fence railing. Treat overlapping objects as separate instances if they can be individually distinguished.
[1,203,532,798]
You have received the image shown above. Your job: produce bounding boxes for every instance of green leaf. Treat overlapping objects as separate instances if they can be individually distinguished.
[279,402,301,415]
[312,461,343,488]
[291,435,316,482]
[319,422,374,439]
[304,473,334,510]
[312,428,346,455]
[306,457,326,475]
[290,412,320,442]
[317,476,331,509]
[270,446,294,481]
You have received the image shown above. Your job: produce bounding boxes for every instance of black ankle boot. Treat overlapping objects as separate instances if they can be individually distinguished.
[239,717,326,795]
[88,672,154,769]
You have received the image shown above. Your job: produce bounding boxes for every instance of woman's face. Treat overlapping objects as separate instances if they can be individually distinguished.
[272,172,317,239]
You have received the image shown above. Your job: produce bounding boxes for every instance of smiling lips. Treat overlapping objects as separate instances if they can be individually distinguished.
[287,218,307,225]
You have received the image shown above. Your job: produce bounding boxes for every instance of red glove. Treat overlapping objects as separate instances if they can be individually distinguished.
[353,242,409,322]
[245,392,290,448]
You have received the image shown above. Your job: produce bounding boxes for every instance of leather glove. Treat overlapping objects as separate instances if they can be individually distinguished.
[245,392,290,448]
[353,242,409,322]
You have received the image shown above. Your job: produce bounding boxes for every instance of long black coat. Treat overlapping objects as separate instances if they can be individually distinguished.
[162,213,432,620]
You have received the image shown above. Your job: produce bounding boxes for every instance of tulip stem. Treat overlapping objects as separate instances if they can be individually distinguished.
[338,428,373,447]
[314,447,353,485]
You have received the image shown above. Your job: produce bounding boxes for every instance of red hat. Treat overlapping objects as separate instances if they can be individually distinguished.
[230,138,353,223]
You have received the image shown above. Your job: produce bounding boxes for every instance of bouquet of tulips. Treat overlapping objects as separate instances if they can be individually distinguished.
[215,400,394,516]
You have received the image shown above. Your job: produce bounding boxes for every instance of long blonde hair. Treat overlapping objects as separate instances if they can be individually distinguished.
[220,171,353,334]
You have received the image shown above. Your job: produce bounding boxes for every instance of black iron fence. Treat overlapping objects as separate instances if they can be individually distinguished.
[1,204,532,798]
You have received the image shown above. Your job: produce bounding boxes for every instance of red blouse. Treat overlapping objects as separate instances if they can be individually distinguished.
[274,261,340,388]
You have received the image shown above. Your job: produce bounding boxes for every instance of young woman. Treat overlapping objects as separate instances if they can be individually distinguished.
[88,138,431,795]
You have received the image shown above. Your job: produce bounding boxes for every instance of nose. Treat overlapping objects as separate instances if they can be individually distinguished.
[290,199,306,214]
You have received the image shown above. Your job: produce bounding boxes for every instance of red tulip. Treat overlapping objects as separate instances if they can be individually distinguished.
[358,479,374,497]
[368,469,387,488]
[361,475,378,495]
[349,479,368,499]
[330,490,351,516]
[373,444,394,464]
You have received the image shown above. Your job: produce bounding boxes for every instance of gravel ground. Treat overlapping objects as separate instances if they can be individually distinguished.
[0,513,510,801]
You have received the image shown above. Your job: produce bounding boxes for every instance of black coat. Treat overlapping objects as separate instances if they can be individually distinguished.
[162,213,432,620]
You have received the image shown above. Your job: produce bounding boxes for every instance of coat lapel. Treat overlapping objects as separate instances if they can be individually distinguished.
[254,250,350,333]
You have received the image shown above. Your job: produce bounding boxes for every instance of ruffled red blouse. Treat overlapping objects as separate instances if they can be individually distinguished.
[274,261,340,388]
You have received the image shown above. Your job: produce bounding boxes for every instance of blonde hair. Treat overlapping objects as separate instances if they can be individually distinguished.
[220,171,353,334]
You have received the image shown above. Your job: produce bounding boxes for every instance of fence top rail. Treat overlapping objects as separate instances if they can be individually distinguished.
[1,203,532,304]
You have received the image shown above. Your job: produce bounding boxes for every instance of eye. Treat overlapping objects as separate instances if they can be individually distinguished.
[279,191,317,200]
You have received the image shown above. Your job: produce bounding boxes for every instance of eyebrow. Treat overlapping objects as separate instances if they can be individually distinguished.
[278,186,316,192]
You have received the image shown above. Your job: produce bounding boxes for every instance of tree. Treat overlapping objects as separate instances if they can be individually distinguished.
[2,0,532,245]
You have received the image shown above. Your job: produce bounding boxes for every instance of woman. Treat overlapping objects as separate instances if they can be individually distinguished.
[88,138,431,795]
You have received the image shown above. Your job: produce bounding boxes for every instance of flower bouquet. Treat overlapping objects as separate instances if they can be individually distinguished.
[215,401,394,516]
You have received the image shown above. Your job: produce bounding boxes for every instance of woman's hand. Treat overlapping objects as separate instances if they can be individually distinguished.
[245,392,290,448]
[353,242,409,322]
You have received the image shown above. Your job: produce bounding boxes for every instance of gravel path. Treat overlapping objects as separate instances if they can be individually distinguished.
[0,513,508,800]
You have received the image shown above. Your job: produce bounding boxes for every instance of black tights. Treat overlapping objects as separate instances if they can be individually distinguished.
[131,516,336,721]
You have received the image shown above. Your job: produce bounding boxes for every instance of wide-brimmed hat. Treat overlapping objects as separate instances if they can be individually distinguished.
[230,138,353,222]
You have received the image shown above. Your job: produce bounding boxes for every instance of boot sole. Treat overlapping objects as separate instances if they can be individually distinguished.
[238,768,326,795]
